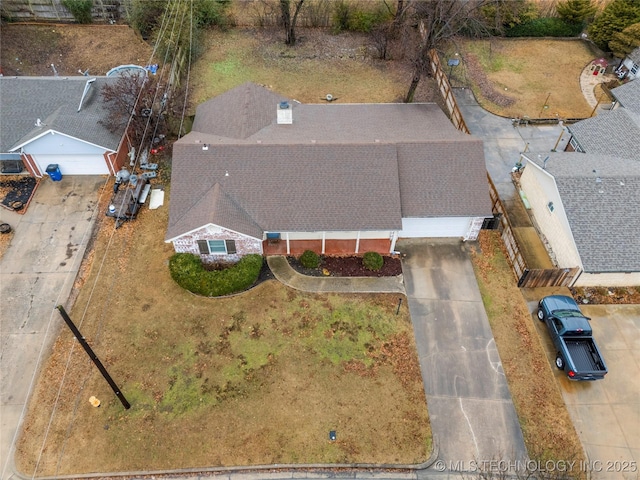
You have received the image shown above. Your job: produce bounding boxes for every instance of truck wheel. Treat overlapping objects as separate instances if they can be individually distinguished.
[537,309,545,321]
[555,354,565,370]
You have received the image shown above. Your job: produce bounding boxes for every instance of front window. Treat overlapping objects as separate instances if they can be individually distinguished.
[208,240,227,253]
[197,239,237,255]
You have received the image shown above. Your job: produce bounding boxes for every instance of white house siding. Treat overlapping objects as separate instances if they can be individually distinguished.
[622,57,639,80]
[575,272,640,287]
[19,131,110,176]
[520,164,583,269]
[399,217,474,239]
[171,224,262,263]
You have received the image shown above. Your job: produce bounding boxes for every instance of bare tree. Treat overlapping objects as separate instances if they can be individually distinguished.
[100,74,174,148]
[280,0,305,45]
[403,0,497,103]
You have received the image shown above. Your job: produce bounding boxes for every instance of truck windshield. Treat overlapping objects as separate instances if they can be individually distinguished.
[553,309,585,318]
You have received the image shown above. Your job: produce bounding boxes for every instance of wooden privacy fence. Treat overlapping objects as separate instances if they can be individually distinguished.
[488,175,582,288]
[427,49,470,134]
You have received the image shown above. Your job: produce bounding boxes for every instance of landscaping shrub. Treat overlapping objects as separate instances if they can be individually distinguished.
[362,251,384,271]
[299,250,320,269]
[169,253,262,297]
[331,1,391,33]
[505,17,584,37]
[62,0,93,24]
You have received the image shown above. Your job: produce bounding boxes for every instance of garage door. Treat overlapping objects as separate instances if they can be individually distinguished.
[399,217,471,238]
[34,154,109,175]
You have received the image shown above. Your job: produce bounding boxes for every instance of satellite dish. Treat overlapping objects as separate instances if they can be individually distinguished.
[326,94,333,101]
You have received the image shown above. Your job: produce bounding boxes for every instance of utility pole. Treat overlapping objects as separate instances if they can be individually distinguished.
[56,305,131,410]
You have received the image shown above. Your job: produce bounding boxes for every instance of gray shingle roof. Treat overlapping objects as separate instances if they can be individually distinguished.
[397,141,489,217]
[166,143,404,240]
[629,47,640,64]
[192,82,290,139]
[567,108,640,158]
[166,83,492,241]
[528,152,640,273]
[611,80,640,114]
[0,76,125,152]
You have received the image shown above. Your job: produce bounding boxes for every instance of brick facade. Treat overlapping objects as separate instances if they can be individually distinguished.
[171,224,262,263]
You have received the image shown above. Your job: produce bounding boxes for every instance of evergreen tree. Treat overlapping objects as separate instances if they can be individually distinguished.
[588,0,640,51]
[609,22,640,58]
[556,0,596,25]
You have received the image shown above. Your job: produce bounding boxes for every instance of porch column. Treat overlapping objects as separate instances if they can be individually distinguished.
[286,233,290,255]
[355,231,360,254]
[390,231,398,253]
[322,232,326,254]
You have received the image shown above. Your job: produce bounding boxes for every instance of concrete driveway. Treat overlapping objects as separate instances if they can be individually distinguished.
[522,291,640,480]
[0,176,104,480]
[398,239,527,472]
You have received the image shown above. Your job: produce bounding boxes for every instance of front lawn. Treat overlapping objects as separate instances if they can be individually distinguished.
[15,185,430,475]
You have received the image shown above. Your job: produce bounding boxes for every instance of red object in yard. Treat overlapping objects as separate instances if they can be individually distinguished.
[151,146,165,155]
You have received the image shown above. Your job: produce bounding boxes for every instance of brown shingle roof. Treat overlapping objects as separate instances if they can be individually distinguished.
[192,82,290,139]
[166,83,491,241]
[397,140,490,217]
[166,143,403,240]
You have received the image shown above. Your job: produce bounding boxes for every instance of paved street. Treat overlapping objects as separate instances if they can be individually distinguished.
[0,177,104,479]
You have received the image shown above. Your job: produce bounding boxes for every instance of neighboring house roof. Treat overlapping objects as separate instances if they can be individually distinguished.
[567,108,640,157]
[0,76,125,152]
[166,83,491,241]
[629,47,640,64]
[528,152,640,273]
[611,80,640,114]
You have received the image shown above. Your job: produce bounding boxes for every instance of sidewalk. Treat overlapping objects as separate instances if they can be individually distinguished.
[266,256,405,294]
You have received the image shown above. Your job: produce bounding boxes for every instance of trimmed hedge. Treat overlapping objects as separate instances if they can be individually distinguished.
[299,250,321,269]
[505,17,583,37]
[362,251,384,271]
[169,253,263,297]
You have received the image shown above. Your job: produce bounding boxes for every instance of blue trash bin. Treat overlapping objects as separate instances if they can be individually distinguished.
[46,164,62,181]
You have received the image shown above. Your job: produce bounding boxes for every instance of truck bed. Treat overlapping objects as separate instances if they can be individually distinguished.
[565,338,606,372]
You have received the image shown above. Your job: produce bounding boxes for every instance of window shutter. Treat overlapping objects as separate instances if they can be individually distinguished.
[197,240,209,254]
[225,239,236,254]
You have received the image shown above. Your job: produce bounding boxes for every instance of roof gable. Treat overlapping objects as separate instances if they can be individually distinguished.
[0,76,126,152]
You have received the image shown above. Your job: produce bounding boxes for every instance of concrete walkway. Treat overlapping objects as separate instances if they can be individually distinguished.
[266,256,405,294]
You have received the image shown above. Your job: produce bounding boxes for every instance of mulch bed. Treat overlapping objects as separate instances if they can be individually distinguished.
[0,176,39,214]
[287,255,403,277]
[571,286,640,305]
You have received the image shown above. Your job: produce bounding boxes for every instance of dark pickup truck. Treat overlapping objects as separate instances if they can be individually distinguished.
[537,295,607,381]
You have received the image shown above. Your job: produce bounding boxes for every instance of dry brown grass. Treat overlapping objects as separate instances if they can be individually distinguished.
[470,231,586,469]
[15,178,430,476]
[455,38,596,119]
[189,28,422,110]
